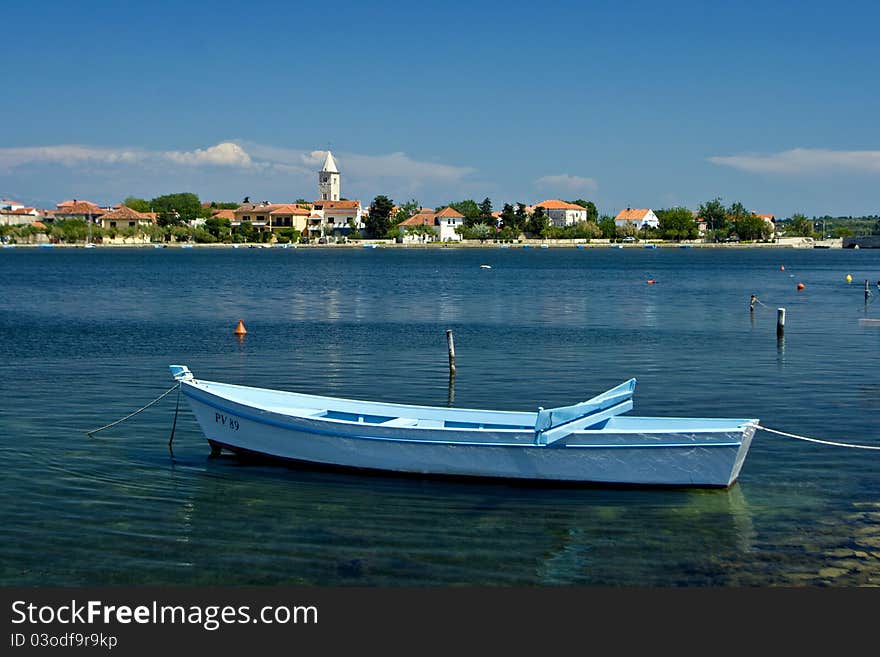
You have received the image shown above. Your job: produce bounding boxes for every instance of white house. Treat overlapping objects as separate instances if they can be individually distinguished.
[310,199,363,237]
[398,206,465,242]
[614,207,660,230]
[434,206,465,241]
[534,199,588,227]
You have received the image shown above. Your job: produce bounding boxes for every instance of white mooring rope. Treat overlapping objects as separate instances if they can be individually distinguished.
[756,424,880,450]
[86,383,181,437]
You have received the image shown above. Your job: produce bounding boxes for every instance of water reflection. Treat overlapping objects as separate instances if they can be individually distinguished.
[152,457,762,586]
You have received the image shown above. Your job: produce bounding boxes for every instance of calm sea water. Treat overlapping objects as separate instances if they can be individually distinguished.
[2,245,879,586]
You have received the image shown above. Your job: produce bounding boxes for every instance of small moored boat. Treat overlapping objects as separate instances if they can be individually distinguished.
[170,365,757,488]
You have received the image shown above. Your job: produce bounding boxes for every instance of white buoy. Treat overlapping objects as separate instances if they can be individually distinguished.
[777,308,786,337]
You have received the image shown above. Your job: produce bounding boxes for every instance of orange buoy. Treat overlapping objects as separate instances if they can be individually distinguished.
[646,279,656,285]
[234,319,247,335]
[780,265,785,271]
[797,282,805,291]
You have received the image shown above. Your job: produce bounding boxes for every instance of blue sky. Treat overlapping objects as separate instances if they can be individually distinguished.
[2,0,878,217]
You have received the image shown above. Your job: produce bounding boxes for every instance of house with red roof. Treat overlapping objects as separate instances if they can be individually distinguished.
[233,201,311,235]
[533,200,589,227]
[0,207,40,226]
[309,199,363,237]
[397,206,464,242]
[98,205,157,231]
[614,207,659,230]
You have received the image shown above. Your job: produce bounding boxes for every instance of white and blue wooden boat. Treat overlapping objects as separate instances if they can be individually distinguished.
[169,365,757,488]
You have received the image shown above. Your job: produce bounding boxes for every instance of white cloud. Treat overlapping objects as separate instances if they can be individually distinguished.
[0,141,254,171]
[708,148,880,175]
[535,173,599,192]
[163,142,253,167]
[0,144,143,169]
[239,143,475,183]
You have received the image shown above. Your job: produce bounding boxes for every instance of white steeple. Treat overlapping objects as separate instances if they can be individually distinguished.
[318,150,340,201]
[321,150,339,173]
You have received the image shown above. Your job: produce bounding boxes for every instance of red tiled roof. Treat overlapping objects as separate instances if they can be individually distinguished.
[535,199,586,211]
[399,212,436,227]
[56,202,104,215]
[312,200,360,209]
[269,204,310,215]
[57,199,101,210]
[435,206,464,219]
[99,205,154,221]
[615,208,652,221]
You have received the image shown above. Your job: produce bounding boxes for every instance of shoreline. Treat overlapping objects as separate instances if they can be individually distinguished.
[0,238,845,250]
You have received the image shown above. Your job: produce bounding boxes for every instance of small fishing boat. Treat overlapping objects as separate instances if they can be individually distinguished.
[169,365,758,487]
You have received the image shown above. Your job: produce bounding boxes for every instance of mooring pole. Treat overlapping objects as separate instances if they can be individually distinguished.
[866,280,871,303]
[777,307,786,337]
[446,329,456,374]
[750,294,756,313]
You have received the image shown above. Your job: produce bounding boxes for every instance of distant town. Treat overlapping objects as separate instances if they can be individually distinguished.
[2,151,879,247]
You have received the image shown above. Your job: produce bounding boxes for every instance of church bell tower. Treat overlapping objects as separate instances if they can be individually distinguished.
[318,151,340,201]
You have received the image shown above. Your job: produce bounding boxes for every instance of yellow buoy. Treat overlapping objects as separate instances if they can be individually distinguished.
[846,274,852,283]
[234,319,247,336]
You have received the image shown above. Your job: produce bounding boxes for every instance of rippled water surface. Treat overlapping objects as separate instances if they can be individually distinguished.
[2,246,879,585]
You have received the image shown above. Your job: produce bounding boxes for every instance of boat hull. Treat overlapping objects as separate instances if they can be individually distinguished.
[180,381,755,488]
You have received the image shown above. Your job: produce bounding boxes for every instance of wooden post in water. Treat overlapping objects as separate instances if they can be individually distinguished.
[749,294,756,313]
[446,329,456,374]
[867,280,871,303]
[777,308,786,337]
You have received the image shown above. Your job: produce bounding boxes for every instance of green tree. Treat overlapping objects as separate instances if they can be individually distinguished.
[461,223,493,241]
[238,220,255,242]
[53,219,88,243]
[478,197,494,226]
[123,196,151,213]
[657,207,698,241]
[697,197,728,237]
[205,216,232,241]
[872,220,880,236]
[527,206,549,237]
[571,221,601,240]
[786,213,814,237]
[366,195,395,237]
[734,214,771,241]
[599,215,617,239]
[727,201,751,223]
[150,193,207,226]
[499,203,517,230]
[511,203,529,233]
[170,225,193,243]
